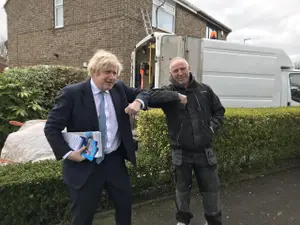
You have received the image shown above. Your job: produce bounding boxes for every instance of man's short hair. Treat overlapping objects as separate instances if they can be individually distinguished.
[169,57,189,71]
[87,49,123,76]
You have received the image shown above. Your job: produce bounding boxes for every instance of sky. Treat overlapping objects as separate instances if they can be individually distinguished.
[0,0,299,61]
[188,0,300,61]
[0,0,6,43]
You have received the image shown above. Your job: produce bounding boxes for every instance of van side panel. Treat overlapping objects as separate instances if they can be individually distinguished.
[201,40,283,108]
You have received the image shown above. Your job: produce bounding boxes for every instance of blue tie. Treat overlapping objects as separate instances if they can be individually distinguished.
[96,91,107,164]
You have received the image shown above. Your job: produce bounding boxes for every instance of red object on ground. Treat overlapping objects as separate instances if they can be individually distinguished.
[0,158,19,164]
[8,121,24,126]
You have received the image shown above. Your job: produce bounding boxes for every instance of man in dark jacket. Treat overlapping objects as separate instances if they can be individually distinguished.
[149,57,225,225]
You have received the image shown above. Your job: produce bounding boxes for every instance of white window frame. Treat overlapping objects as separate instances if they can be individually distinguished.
[152,0,175,33]
[54,0,64,28]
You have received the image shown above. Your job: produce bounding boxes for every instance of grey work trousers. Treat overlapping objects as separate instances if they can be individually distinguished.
[172,162,222,225]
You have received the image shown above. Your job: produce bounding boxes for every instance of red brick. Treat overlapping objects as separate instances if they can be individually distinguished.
[5,0,229,84]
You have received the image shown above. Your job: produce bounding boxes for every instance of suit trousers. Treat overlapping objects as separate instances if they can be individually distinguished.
[68,150,132,225]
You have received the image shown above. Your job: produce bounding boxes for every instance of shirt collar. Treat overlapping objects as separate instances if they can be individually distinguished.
[90,78,109,95]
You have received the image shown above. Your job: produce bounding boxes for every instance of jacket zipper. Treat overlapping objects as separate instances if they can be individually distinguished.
[201,120,213,135]
[194,91,212,133]
[176,123,183,146]
[193,93,201,112]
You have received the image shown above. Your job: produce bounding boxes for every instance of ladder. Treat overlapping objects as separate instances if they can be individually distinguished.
[141,8,153,35]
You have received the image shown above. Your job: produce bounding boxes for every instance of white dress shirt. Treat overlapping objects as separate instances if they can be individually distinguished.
[90,78,121,154]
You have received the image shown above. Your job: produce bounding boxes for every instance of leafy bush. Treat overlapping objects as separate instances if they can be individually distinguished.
[0,66,88,149]
[1,107,300,225]
[3,66,88,111]
[0,159,173,225]
[137,107,300,178]
[0,160,69,225]
[0,74,46,149]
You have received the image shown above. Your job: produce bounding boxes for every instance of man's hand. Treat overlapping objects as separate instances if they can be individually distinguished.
[66,146,87,162]
[125,100,142,116]
[178,93,187,105]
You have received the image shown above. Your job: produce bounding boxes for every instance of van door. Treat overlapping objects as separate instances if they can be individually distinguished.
[157,35,185,87]
[157,35,203,87]
[184,36,202,82]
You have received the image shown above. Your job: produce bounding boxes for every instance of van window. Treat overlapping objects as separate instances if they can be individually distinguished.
[290,73,300,103]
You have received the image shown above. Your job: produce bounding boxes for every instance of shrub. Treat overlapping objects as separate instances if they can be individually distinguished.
[0,159,173,225]
[0,74,46,150]
[0,161,69,225]
[0,66,88,149]
[137,107,300,178]
[3,66,89,111]
[1,107,300,224]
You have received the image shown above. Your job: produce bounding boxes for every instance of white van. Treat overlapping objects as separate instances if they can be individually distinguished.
[130,32,300,108]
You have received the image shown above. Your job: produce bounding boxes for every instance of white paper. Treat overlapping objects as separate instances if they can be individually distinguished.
[64,131,103,157]
[93,132,102,158]
[62,132,83,150]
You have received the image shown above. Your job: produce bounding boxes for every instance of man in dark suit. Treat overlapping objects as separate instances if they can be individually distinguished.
[44,49,149,225]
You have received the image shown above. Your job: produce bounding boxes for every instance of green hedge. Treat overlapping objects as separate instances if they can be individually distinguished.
[0,74,46,150]
[0,161,68,225]
[0,157,172,225]
[1,107,300,225]
[0,66,88,149]
[3,65,88,111]
[137,107,300,177]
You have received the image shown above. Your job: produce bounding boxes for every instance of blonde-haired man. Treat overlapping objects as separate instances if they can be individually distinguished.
[45,49,149,225]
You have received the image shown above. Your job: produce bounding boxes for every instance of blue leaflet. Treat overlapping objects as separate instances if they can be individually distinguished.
[80,132,99,161]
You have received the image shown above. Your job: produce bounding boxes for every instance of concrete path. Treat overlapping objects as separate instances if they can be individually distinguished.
[94,167,300,225]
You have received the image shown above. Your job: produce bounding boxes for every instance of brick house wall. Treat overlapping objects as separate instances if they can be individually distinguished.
[175,5,206,38]
[5,0,230,84]
[5,0,127,69]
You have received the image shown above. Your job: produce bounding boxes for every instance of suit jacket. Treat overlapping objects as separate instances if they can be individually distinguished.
[44,78,149,189]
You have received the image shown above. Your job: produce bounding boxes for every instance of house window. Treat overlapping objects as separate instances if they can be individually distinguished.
[54,0,64,28]
[206,26,215,38]
[206,24,220,39]
[152,0,175,33]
